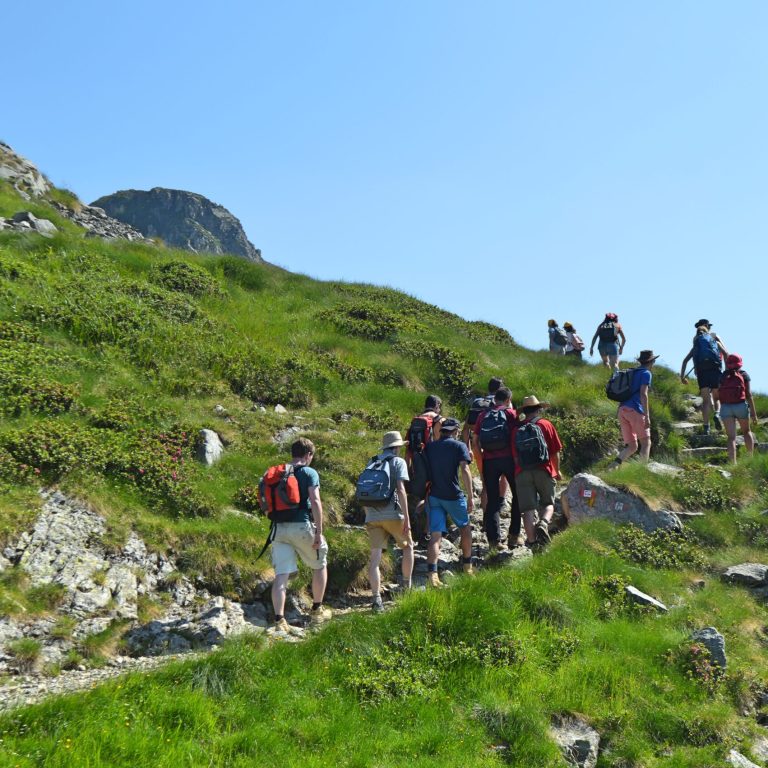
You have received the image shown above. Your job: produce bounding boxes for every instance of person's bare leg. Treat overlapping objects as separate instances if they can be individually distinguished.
[368,547,383,596]
[601,353,610,369]
[609,354,619,371]
[618,438,639,462]
[701,387,712,429]
[400,543,414,587]
[724,417,738,463]
[311,566,328,604]
[522,509,537,543]
[638,438,651,461]
[427,532,442,565]
[738,418,755,457]
[272,573,291,617]
[459,525,472,560]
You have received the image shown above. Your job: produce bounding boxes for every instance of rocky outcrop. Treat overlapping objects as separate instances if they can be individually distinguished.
[0,211,58,237]
[691,626,727,670]
[561,474,682,533]
[49,201,146,241]
[197,429,224,466]
[0,141,50,198]
[92,188,262,262]
[550,716,600,768]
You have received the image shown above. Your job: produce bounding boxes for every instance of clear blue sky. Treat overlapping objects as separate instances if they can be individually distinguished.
[4,1,767,391]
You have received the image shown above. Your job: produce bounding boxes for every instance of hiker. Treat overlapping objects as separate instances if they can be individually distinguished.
[424,417,475,586]
[548,319,567,355]
[267,438,331,632]
[462,377,509,515]
[472,386,522,551]
[563,322,585,360]
[719,353,758,463]
[589,313,625,370]
[680,320,728,435]
[358,431,414,612]
[611,350,659,466]
[511,396,563,549]
[405,395,445,545]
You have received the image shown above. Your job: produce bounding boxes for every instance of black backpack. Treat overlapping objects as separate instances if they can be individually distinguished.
[355,455,396,508]
[598,321,618,343]
[479,408,510,451]
[514,418,549,470]
[406,413,437,499]
[605,368,637,402]
[552,327,568,346]
[467,395,493,426]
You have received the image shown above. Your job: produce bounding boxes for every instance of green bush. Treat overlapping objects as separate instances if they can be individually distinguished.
[124,283,201,324]
[554,411,617,474]
[226,353,313,407]
[215,255,265,291]
[234,484,261,513]
[674,466,733,511]
[614,525,706,570]
[150,261,222,297]
[590,573,631,619]
[0,321,40,342]
[318,302,401,342]
[394,340,475,403]
[7,638,42,672]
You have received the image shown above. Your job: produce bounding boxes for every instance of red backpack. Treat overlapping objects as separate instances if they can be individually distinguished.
[405,412,439,499]
[719,369,747,404]
[259,464,301,516]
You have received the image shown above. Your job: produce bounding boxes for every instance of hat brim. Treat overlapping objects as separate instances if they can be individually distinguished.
[382,439,405,448]
[637,355,660,364]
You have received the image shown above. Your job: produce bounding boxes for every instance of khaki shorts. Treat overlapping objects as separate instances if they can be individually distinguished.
[366,519,412,549]
[272,521,328,575]
[515,469,556,512]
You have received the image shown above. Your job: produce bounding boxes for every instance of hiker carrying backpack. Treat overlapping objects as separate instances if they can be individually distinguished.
[405,395,443,499]
[259,463,301,520]
[719,368,747,404]
[478,408,511,451]
[692,331,722,368]
[605,368,637,403]
[514,417,550,470]
[466,395,494,427]
[355,454,397,507]
[598,320,618,343]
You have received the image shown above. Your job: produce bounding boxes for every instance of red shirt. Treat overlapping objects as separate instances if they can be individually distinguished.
[510,417,563,477]
[473,406,517,460]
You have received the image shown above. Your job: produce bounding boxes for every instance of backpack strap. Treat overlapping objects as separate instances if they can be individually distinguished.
[254,520,276,561]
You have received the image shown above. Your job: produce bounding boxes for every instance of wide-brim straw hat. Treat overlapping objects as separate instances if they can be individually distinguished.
[381,431,405,450]
[637,350,660,365]
[519,395,550,411]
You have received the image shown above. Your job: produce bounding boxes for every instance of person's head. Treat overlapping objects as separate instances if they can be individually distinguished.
[563,321,575,331]
[424,394,442,414]
[494,386,512,405]
[439,417,461,438]
[488,377,503,394]
[291,437,316,462]
[548,319,557,328]
[637,350,659,368]
[726,353,743,371]
[605,312,618,322]
[381,430,405,453]
[694,318,712,330]
[695,324,709,335]
[519,395,550,419]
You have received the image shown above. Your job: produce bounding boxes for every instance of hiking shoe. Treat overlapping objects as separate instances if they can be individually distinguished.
[273,617,291,633]
[463,563,475,576]
[713,413,723,431]
[310,606,332,626]
[371,596,385,614]
[702,423,711,435]
[427,571,445,589]
[535,520,551,546]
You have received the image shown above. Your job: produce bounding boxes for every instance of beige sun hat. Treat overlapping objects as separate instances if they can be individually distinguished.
[518,395,551,413]
[381,431,405,450]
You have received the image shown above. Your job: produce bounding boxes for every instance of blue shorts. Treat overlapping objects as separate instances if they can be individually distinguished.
[427,495,470,533]
[720,401,749,420]
[696,364,722,390]
[598,342,619,357]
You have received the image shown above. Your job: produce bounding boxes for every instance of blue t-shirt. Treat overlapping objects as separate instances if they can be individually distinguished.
[622,367,652,414]
[279,465,319,524]
[425,437,472,500]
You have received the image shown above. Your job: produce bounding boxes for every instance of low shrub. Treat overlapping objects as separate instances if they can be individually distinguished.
[675,642,726,696]
[27,583,67,611]
[124,283,201,324]
[234,484,261,513]
[554,411,617,474]
[590,573,631,619]
[394,340,475,403]
[0,321,39,342]
[318,302,401,342]
[464,320,516,347]
[7,638,42,672]
[215,255,266,291]
[0,252,33,280]
[614,525,706,570]
[150,261,222,298]
[674,465,733,512]
[226,353,313,408]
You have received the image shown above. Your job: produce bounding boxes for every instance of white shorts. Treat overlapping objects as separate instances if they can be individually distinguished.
[272,521,328,575]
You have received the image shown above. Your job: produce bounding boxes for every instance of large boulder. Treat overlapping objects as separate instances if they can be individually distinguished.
[691,626,727,670]
[92,187,262,262]
[197,428,224,466]
[0,141,50,198]
[561,474,682,533]
[550,716,600,768]
[723,563,768,588]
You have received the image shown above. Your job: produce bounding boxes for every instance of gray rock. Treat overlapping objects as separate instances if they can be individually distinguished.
[723,563,768,588]
[274,404,288,414]
[0,553,10,572]
[625,585,668,612]
[11,211,57,237]
[273,425,305,445]
[691,626,727,670]
[197,428,224,466]
[91,187,262,262]
[49,201,146,241]
[671,422,699,435]
[214,405,227,416]
[0,142,50,198]
[751,736,768,765]
[550,716,600,768]
[680,447,726,460]
[682,394,704,408]
[72,617,113,641]
[561,474,682,533]
[729,750,761,768]
[646,462,683,477]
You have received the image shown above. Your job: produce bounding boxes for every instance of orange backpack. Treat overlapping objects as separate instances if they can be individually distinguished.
[259,464,301,516]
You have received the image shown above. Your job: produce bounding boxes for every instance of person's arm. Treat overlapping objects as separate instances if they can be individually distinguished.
[589,327,599,355]
[308,486,324,549]
[460,461,474,512]
[640,384,650,425]
[680,350,693,383]
[617,326,626,354]
[396,479,410,535]
[461,422,470,447]
[552,451,561,481]
[470,431,483,473]
[715,334,728,357]
[746,380,758,425]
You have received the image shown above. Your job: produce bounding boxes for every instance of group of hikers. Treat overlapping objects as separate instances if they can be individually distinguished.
[548,313,626,368]
[259,316,758,631]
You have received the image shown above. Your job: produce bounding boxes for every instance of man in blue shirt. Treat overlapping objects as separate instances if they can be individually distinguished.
[424,418,475,587]
[612,350,658,467]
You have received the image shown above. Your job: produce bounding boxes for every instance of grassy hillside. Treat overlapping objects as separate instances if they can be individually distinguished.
[2,180,768,766]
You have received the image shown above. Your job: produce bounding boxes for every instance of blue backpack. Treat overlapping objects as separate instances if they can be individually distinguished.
[693,333,721,367]
[355,455,396,508]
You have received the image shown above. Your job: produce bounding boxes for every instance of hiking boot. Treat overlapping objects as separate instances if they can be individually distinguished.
[713,413,723,431]
[702,423,711,435]
[371,595,385,614]
[310,605,332,626]
[427,571,445,588]
[535,519,551,546]
[273,617,291,633]
[463,562,475,576]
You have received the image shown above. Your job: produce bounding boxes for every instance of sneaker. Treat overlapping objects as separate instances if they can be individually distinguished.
[427,571,445,588]
[713,413,723,431]
[535,520,551,546]
[702,423,711,435]
[463,563,475,576]
[310,605,332,626]
[371,596,385,614]
[273,617,291,633]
